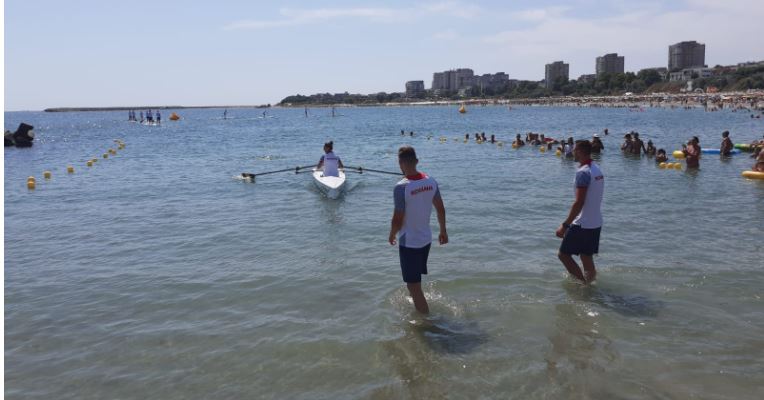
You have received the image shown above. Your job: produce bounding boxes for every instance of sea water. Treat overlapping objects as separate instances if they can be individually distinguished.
[4,106,764,399]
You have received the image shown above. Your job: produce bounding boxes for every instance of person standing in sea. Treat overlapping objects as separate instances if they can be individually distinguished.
[556,140,604,284]
[389,146,448,314]
[720,131,733,156]
[683,136,701,168]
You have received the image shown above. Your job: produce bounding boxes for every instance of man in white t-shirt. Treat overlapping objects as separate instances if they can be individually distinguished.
[389,146,448,314]
[556,140,604,284]
[316,141,343,177]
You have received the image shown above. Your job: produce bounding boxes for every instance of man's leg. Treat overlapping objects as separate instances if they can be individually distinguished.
[406,283,429,314]
[580,254,597,284]
[558,252,586,282]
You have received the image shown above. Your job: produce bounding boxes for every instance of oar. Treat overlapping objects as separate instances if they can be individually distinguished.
[241,165,315,181]
[344,166,402,176]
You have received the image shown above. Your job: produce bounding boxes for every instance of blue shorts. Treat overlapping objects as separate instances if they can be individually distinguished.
[399,244,431,283]
[559,225,601,256]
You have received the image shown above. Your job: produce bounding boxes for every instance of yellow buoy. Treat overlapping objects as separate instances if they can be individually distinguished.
[659,162,667,169]
[555,150,561,157]
[27,176,36,189]
[512,143,518,149]
[67,165,74,173]
[103,153,109,159]
[87,160,93,167]
[540,146,546,152]
[673,163,682,170]
[43,171,52,179]
[673,150,685,159]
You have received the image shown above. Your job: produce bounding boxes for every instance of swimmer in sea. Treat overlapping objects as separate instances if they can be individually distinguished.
[621,133,633,153]
[655,149,668,163]
[720,130,733,156]
[513,134,525,147]
[591,134,604,154]
[753,147,764,172]
[683,137,701,169]
[646,140,656,156]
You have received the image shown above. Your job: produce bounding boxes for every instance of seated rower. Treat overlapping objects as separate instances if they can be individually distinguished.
[316,141,343,177]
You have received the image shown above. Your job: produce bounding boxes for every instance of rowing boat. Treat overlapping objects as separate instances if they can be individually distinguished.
[312,168,346,199]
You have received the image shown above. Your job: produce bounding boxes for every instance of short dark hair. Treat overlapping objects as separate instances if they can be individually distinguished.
[324,141,333,150]
[722,130,729,137]
[398,146,417,164]
[575,140,592,155]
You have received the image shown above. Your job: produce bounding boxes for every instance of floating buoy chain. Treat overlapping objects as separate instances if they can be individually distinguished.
[27,138,126,190]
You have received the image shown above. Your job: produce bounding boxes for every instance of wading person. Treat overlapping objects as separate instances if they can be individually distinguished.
[556,140,604,284]
[389,146,448,314]
[720,130,733,156]
[683,136,701,169]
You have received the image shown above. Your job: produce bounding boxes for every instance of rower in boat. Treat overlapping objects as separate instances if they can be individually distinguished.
[313,141,346,198]
[316,141,343,177]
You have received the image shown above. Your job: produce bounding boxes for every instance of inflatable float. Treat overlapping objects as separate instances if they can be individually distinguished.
[741,170,764,180]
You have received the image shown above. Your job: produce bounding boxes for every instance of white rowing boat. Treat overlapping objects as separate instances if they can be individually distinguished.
[312,168,346,199]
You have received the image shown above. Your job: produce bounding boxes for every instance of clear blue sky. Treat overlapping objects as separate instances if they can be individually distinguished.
[5,0,764,110]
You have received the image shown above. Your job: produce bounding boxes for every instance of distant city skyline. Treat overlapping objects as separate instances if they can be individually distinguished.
[5,0,764,111]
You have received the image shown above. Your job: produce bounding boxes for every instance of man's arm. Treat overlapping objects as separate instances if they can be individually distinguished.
[556,187,588,238]
[432,193,448,245]
[389,210,404,245]
[390,184,406,245]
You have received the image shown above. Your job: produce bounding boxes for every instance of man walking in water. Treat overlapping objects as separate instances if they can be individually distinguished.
[556,140,604,284]
[389,146,448,314]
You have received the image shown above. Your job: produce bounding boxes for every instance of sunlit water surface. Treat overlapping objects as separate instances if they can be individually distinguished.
[5,106,764,399]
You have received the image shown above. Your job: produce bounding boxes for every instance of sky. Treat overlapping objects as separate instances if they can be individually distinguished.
[4,0,764,110]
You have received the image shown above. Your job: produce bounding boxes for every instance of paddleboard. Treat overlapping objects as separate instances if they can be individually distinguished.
[701,148,741,155]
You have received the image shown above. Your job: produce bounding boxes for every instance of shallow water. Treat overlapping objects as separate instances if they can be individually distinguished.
[5,106,764,399]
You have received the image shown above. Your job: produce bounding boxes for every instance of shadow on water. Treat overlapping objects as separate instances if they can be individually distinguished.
[376,315,488,399]
[409,315,488,355]
[563,280,663,318]
[545,303,619,397]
